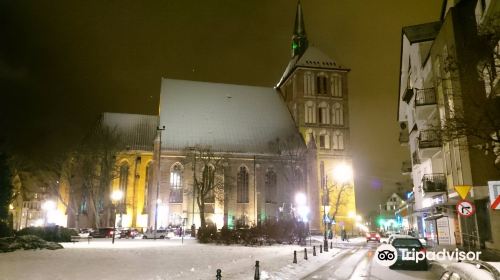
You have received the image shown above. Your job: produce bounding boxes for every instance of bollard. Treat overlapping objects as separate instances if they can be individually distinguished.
[216,269,222,280]
[330,241,333,249]
[304,248,308,260]
[313,246,316,256]
[254,260,260,280]
[293,250,297,264]
[320,244,323,253]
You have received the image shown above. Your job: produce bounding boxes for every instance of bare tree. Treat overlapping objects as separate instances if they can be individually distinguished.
[184,146,227,229]
[434,13,500,167]
[268,134,307,217]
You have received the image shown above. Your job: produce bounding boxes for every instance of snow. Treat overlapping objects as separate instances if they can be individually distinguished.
[0,237,342,280]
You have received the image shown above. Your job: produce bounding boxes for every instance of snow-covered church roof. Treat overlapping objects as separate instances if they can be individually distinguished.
[159,78,301,154]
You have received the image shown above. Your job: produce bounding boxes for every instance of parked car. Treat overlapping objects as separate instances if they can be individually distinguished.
[119,229,140,239]
[143,229,168,239]
[78,228,93,238]
[90,227,114,238]
[366,231,381,242]
[389,236,428,271]
[439,260,500,280]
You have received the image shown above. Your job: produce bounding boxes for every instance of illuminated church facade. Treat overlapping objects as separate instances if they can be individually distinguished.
[56,2,356,233]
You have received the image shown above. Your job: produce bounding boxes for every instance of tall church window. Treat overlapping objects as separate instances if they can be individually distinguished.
[143,162,152,212]
[316,74,328,95]
[304,72,314,96]
[332,130,344,150]
[119,163,129,208]
[265,168,277,203]
[169,163,183,203]
[332,103,343,125]
[203,165,215,203]
[237,166,249,203]
[79,193,88,214]
[331,74,342,97]
[305,101,315,123]
[318,102,329,124]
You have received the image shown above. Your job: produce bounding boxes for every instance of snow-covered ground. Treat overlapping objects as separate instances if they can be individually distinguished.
[0,237,342,280]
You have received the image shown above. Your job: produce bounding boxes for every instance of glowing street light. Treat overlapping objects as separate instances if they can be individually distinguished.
[111,190,123,244]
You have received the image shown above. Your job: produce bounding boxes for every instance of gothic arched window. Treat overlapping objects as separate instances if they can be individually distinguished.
[332,102,343,125]
[332,130,344,150]
[305,101,315,124]
[316,73,328,95]
[318,102,329,124]
[265,168,277,203]
[143,162,152,212]
[237,166,249,203]
[331,74,342,97]
[119,163,129,206]
[304,72,314,96]
[169,163,183,203]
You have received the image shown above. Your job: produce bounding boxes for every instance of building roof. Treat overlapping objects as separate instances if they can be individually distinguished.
[276,46,348,88]
[102,113,158,151]
[402,21,442,44]
[159,78,301,154]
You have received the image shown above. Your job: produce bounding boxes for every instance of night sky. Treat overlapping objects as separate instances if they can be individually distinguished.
[0,0,442,215]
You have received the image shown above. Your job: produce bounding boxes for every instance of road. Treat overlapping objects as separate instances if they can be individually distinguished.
[301,240,435,280]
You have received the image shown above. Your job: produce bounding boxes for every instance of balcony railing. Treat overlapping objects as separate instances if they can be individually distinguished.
[422,173,447,193]
[418,129,441,149]
[415,88,437,106]
[402,88,414,104]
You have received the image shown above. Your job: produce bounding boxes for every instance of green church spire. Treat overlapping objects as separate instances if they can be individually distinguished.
[292,0,308,57]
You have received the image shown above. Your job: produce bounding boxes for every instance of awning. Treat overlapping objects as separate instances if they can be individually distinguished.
[424,214,446,221]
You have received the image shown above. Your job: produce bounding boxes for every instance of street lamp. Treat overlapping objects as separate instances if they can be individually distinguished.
[322,175,330,252]
[155,125,165,240]
[111,190,124,244]
[295,193,310,245]
[41,200,56,226]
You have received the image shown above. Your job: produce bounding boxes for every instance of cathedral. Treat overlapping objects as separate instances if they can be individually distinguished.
[57,2,356,234]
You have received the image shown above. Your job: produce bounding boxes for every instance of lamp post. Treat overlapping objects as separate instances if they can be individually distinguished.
[111,190,123,244]
[295,193,310,246]
[41,200,56,226]
[154,125,165,240]
[322,175,329,252]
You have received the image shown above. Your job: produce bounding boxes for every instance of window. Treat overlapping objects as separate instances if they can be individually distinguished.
[237,166,249,203]
[316,74,328,94]
[203,165,215,203]
[483,66,492,97]
[265,168,277,203]
[332,130,344,150]
[119,163,129,206]
[305,129,314,145]
[305,101,315,123]
[331,74,342,97]
[318,102,329,124]
[332,102,343,125]
[143,162,152,212]
[169,163,183,203]
[319,131,329,149]
[79,194,88,214]
[304,72,314,96]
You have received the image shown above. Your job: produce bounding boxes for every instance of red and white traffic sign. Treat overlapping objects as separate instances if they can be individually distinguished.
[456,200,476,217]
[491,195,500,210]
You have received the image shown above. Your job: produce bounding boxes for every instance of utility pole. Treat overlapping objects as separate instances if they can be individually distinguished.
[154,125,165,240]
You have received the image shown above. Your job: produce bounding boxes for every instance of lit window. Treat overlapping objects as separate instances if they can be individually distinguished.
[169,163,183,203]
[237,166,249,203]
[332,103,343,125]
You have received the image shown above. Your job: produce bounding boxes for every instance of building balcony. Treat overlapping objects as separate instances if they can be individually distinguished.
[421,173,447,198]
[415,88,437,121]
[401,160,412,175]
[418,129,441,158]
